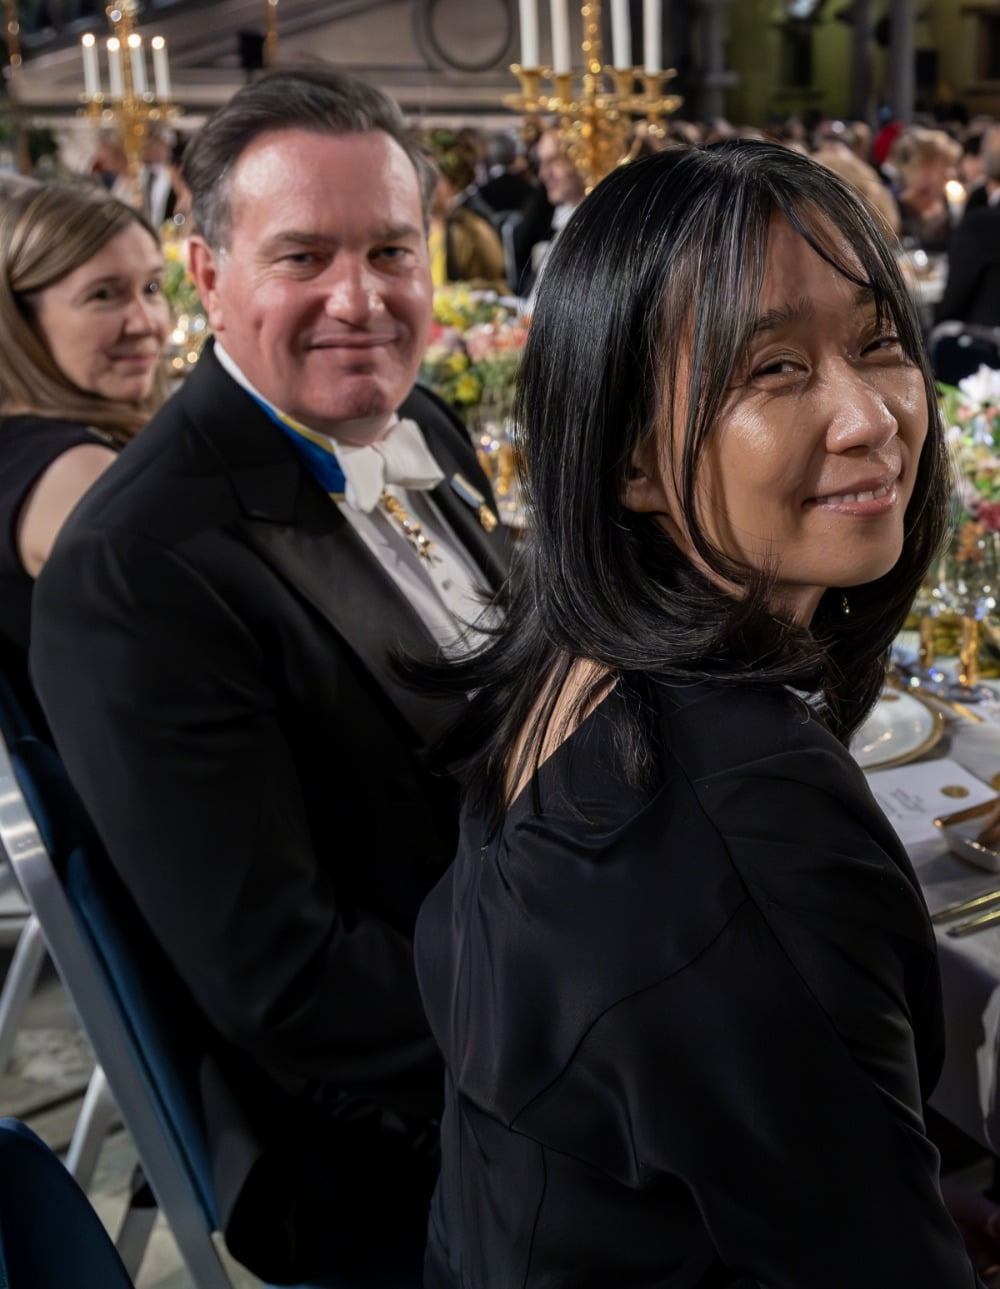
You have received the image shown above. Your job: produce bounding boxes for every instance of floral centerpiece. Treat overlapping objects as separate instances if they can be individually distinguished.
[942,365,1000,530]
[418,286,530,525]
[161,235,209,377]
[418,286,528,423]
[927,366,1000,673]
[162,237,203,319]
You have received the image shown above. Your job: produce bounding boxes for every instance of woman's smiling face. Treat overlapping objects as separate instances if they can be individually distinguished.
[627,213,928,624]
[28,221,168,404]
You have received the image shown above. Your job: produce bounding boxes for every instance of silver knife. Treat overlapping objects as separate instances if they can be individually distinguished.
[947,906,1000,937]
[931,889,1000,923]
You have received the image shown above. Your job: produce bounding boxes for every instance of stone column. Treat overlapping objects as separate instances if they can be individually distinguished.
[887,0,915,123]
[850,0,874,124]
[694,0,739,122]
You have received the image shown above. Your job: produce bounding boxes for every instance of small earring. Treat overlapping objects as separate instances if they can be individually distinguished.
[841,593,850,617]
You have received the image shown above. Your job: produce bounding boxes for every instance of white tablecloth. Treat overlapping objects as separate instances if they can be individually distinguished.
[884,704,1000,1149]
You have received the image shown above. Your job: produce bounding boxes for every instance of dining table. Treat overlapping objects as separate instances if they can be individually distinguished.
[858,645,1000,1153]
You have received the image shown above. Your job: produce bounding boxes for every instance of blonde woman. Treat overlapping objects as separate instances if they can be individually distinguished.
[0,183,169,670]
[889,126,963,252]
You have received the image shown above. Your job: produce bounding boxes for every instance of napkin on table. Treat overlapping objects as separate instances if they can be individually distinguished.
[866,757,997,848]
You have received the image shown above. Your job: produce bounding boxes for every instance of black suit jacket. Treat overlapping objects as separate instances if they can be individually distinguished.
[30,344,509,1277]
[936,201,1000,327]
[417,678,975,1287]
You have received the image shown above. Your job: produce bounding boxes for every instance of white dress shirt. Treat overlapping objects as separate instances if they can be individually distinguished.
[215,344,494,655]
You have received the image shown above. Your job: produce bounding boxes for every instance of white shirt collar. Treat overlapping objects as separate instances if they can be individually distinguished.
[213,343,444,512]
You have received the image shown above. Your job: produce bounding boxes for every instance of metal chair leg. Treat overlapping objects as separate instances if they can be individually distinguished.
[64,1064,119,1190]
[0,914,46,1075]
[115,1161,158,1280]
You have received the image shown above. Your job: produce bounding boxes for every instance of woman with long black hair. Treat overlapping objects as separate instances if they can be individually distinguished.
[415,142,982,1286]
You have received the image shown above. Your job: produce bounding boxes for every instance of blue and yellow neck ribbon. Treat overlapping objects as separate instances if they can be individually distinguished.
[249,393,347,498]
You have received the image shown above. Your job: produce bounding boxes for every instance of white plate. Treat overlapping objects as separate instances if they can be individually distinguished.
[850,688,944,771]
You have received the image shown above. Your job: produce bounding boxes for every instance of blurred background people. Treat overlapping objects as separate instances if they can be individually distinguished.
[140,125,179,230]
[426,130,508,291]
[476,130,536,220]
[86,128,128,195]
[812,119,900,235]
[937,126,1000,327]
[890,126,963,251]
[513,125,586,300]
[959,122,990,210]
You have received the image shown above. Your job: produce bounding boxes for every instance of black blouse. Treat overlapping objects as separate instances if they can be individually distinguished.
[416,677,978,1287]
[0,414,109,655]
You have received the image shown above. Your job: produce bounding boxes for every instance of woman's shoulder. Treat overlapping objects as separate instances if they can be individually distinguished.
[653,674,926,914]
[505,674,857,835]
[653,675,836,773]
[0,413,111,516]
[0,413,110,452]
[651,674,916,870]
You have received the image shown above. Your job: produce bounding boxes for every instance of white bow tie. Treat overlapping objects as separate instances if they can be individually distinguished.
[335,418,446,513]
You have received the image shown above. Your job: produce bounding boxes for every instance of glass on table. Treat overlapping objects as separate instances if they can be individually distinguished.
[937,527,999,701]
[895,553,951,690]
[471,402,527,529]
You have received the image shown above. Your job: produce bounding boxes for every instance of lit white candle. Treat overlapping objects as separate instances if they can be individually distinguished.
[550,0,571,75]
[81,33,100,97]
[151,36,171,101]
[107,37,124,99]
[128,33,147,96]
[519,0,539,68]
[611,0,631,69]
[945,178,966,227]
[643,0,661,75]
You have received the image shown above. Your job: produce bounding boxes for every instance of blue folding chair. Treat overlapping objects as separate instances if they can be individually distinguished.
[0,669,392,1289]
[0,656,117,1197]
[0,656,47,1078]
[0,712,239,1288]
[0,1116,135,1288]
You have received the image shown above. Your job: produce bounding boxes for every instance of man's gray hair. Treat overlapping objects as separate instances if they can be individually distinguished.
[181,64,438,250]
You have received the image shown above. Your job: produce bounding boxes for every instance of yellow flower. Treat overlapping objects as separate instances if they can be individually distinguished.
[454,373,481,404]
[446,352,469,374]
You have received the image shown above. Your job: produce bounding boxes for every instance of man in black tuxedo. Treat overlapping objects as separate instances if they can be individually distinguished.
[512,126,585,300]
[30,66,508,1284]
[937,126,1000,328]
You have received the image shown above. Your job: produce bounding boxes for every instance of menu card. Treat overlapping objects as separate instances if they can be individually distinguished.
[865,758,997,847]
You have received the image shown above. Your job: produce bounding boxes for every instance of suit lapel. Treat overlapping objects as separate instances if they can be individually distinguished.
[183,349,469,744]
[242,504,468,745]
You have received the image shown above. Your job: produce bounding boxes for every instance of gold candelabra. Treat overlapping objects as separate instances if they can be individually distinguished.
[80,2,177,206]
[504,0,682,192]
[1,0,32,174]
[264,0,280,67]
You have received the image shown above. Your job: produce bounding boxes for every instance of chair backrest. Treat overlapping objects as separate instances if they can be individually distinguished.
[927,320,1000,386]
[0,1116,135,1288]
[0,638,38,947]
[0,684,237,1289]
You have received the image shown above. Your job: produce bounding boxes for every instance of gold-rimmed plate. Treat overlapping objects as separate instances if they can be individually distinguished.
[850,687,944,771]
